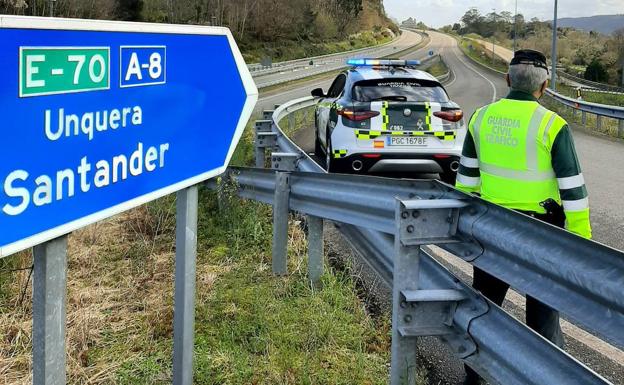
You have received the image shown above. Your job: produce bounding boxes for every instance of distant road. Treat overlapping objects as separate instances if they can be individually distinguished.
[472,37,513,62]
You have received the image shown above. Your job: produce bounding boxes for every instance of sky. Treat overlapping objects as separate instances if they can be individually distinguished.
[383,0,624,28]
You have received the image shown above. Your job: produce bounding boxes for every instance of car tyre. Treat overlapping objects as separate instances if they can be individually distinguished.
[314,134,323,158]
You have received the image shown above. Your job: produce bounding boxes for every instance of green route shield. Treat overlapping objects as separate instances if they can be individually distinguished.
[19,47,110,97]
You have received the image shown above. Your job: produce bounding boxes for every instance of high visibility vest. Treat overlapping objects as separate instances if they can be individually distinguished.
[468,98,566,213]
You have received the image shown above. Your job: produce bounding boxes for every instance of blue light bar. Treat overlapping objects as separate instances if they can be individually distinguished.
[346,58,421,67]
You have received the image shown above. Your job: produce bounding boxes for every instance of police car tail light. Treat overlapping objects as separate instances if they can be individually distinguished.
[433,110,463,122]
[337,109,380,121]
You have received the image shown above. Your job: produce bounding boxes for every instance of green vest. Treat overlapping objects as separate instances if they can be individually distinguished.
[468,98,567,213]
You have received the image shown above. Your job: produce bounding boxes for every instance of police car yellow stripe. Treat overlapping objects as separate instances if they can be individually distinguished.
[381,101,389,131]
[355,129,457,141]
[332,149,348,158]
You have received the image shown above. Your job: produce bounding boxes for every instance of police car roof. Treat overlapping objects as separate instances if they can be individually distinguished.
[348,66,439,83]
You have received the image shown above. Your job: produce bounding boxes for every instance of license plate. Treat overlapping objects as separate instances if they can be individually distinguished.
[388,136,428,146]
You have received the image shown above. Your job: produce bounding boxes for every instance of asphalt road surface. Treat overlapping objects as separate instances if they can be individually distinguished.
[253,30,624,384]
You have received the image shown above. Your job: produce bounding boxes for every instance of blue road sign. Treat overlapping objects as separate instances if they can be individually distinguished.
[0,16,258,256]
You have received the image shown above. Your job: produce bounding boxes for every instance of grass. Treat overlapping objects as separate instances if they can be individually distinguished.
[0,115,400,384]
[242,31,393,64]
[424,57,449,78]
[457,37,508,73]
[553,81,624,107]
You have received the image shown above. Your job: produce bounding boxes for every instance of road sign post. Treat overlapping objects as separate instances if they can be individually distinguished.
[173,186,199,385]
[33,235,67,385]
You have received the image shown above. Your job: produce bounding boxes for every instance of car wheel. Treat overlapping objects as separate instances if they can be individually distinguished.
[440,171,457,185]
[314,134,323,158]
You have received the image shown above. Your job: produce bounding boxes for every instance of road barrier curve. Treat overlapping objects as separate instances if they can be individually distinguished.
[213,95,624,385]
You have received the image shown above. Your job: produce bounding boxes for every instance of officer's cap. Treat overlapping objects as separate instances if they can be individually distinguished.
[510,49,549,73]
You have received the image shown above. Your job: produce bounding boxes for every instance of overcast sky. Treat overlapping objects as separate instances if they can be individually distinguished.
[383,0,624,27]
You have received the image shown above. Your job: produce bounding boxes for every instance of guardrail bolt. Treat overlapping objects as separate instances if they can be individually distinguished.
[406,225,414,234]
[404,315,412,323]
[400,301,408,309]
[412,210,420,219]
[464,250,472,257]
[401,211,409,219]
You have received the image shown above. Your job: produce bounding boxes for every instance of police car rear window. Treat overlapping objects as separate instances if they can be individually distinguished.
[352,79,449,103]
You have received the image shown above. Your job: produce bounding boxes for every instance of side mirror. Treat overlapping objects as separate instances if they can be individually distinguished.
[311,88,325,98]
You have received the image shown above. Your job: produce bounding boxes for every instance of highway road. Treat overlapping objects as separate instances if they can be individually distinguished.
[253,30,624,384]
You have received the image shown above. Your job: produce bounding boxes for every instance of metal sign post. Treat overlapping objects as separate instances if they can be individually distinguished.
[33,236,67,385]
[173,186,199,385]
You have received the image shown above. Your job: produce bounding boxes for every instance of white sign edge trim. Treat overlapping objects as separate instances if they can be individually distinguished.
[0,165,226,258]
[0,16,259,257]
[223,26,259,167]
[0,15,231,35]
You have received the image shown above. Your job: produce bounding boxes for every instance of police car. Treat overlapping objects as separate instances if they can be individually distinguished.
[312,59,465,183]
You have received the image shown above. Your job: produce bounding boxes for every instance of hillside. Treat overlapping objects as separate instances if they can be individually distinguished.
[556,14,624,35]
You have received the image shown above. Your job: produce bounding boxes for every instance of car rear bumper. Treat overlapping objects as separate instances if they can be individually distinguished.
[333,153,460,174]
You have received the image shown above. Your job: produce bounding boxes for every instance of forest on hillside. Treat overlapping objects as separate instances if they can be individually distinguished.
[1,0,397,61]
[438,8,624,86]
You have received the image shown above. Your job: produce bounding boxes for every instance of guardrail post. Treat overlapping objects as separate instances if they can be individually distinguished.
[596,115,602,131]
[173,185,198,385]
[272,172,290,276]
[33,235,68,385]
[390,199,474,385]
[271,152,298,276]
[254,120,274,168]
[307,215,324,287]
[619,119,624,138]
[581,110,587,125]
[288,113,296,132]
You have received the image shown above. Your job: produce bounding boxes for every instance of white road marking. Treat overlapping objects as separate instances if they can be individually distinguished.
[448,38,497,103]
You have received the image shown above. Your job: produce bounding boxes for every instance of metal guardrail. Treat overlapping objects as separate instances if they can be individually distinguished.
[216,95,624,385]
[545,89,624,136]
[557,70,624,93]
[579,87,624,96]
[253,31,433,89]
[247,32,403,75]
[255,51,442,90]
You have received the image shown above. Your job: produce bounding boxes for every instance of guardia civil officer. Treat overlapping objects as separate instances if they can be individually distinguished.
[455,49,592,385]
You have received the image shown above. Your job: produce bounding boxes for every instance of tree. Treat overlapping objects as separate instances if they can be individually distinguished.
[584,59,609,82]
[115,0,143,21]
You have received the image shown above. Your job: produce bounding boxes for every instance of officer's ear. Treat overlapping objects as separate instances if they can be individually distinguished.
[505,73,511,88]
[540,79,549,96]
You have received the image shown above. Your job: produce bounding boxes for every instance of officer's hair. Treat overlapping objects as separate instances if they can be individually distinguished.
[508,64,548,94]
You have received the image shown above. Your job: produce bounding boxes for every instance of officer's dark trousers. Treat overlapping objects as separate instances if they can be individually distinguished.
[464,212,565,383]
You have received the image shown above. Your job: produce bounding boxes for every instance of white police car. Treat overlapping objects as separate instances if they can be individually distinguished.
[311,59,465,183]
